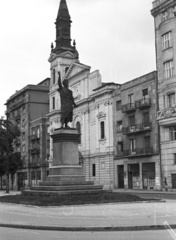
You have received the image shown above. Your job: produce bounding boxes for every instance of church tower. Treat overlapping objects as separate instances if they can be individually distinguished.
[53,0,78,57]
[48,0,79,164]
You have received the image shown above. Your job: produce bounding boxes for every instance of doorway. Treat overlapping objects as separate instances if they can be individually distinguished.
[118,165,124,188]
[172,174,176,189]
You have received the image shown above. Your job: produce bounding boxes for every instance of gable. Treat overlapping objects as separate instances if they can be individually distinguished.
[60,51,75,59]
[65,62,91,80]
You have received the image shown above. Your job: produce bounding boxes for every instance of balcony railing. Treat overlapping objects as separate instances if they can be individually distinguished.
[10,99,26,110]
[30,148,40,154]
[122,103,136,113]
[122,122,152,135]
[29,161,49,168]
[30,134,40,140]
[123,147,153,157]
[135,98,151,109]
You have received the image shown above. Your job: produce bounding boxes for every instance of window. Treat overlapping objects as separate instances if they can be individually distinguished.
[52,96,55,110]
[174,154,176,164]
[143,112,150,126]
[92,164,96,177]
[36,127,40,138]
[37,171,41,180]
[22,144,26,153]
[22,119,25,127]
[144,136,150,149]
[116,101,121,111]
[130,139,136,153]
[128,94,134,104]
[22,132,25,140]
[173,6,176,17]
[31,171,35,180]
[117,121,122,132]
[163,11,168,21]
[52,69,56,84]
[164,60,174,79]
[118,142,123,153]
[142,89,149,99]
[65,67,69,73]
[23,172,27,180]
[170,126,176,141]
[100,121,105,139]
[162,32,172,50]
[168,93,175,107]
[76,122,81,144]
[129,115,135,127]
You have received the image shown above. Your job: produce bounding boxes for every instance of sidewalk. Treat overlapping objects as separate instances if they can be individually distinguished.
[0,190,176,231]
[113,189,176,195]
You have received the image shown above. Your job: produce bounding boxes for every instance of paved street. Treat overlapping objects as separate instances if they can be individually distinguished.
[0,191,176,230]
[0,228,175,240]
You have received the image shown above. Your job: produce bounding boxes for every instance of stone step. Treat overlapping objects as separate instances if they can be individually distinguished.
[39,181,94,186]
[30,184,103,192]
[47,175,85,182]
[22,188,104,196]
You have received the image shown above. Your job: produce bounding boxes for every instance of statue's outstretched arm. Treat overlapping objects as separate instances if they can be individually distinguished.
[58,71,62,90]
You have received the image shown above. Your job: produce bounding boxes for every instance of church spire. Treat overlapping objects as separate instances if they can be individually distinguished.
[52,0,78,58]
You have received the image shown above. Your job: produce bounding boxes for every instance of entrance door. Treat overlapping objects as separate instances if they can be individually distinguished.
[118,165,124,188]
[172,174,176,189]
[128,172,133,189]
[142,163,155,189]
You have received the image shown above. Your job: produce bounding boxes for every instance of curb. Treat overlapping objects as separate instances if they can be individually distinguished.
[0,223,176,232]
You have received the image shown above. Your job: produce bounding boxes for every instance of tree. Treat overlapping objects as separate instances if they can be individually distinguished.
[9,152,23,189]
[0,116,22,192]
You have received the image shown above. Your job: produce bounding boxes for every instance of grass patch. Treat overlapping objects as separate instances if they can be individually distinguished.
[0,192,153,206]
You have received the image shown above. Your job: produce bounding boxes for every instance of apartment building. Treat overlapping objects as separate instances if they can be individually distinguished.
[113,72,161,190]
[5,78,50,190]
[151,0,176,189]
[30,117,49,187]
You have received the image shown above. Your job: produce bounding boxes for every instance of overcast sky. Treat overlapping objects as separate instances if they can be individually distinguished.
[0,0,156,117]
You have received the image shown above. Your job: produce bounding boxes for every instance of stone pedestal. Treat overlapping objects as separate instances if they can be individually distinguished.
[23,128,104,195]
[48,128,84,183]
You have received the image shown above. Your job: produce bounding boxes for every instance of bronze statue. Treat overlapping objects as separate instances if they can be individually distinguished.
[57,71,77,128]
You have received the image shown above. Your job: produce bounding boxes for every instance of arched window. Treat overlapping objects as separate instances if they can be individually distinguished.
[100,121,105,139]
[65,67,69,74]
[76,121,81,144]
[52,69,55,84]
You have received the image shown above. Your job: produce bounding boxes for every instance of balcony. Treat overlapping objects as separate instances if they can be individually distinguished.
[14,114,21,121]
[122,103,136,113]
[29,161,48,168]
[122,122,152,135]
[30,134,40,140]
[10,99,26,111]
[135,98,151,110]
[30,147,40,155]
[123,147,153,157]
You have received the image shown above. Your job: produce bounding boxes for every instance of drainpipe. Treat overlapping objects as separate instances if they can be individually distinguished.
[155,71,162,191]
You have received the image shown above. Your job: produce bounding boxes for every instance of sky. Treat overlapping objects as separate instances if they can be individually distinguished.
[0,0,156,117]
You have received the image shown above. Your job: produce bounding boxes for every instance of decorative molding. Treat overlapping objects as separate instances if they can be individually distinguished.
[97,112,106,119]
[104,100,112,106]
[94,104,99,109]
[81,109,89,115]
[157,107,176,120]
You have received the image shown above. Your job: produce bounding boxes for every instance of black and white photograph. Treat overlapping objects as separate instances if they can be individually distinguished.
[0,0,176,239]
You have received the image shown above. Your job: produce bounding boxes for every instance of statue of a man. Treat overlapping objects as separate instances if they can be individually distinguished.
[57,71,77,128]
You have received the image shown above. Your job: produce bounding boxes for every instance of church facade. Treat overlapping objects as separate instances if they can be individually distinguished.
[47,0,119,189]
